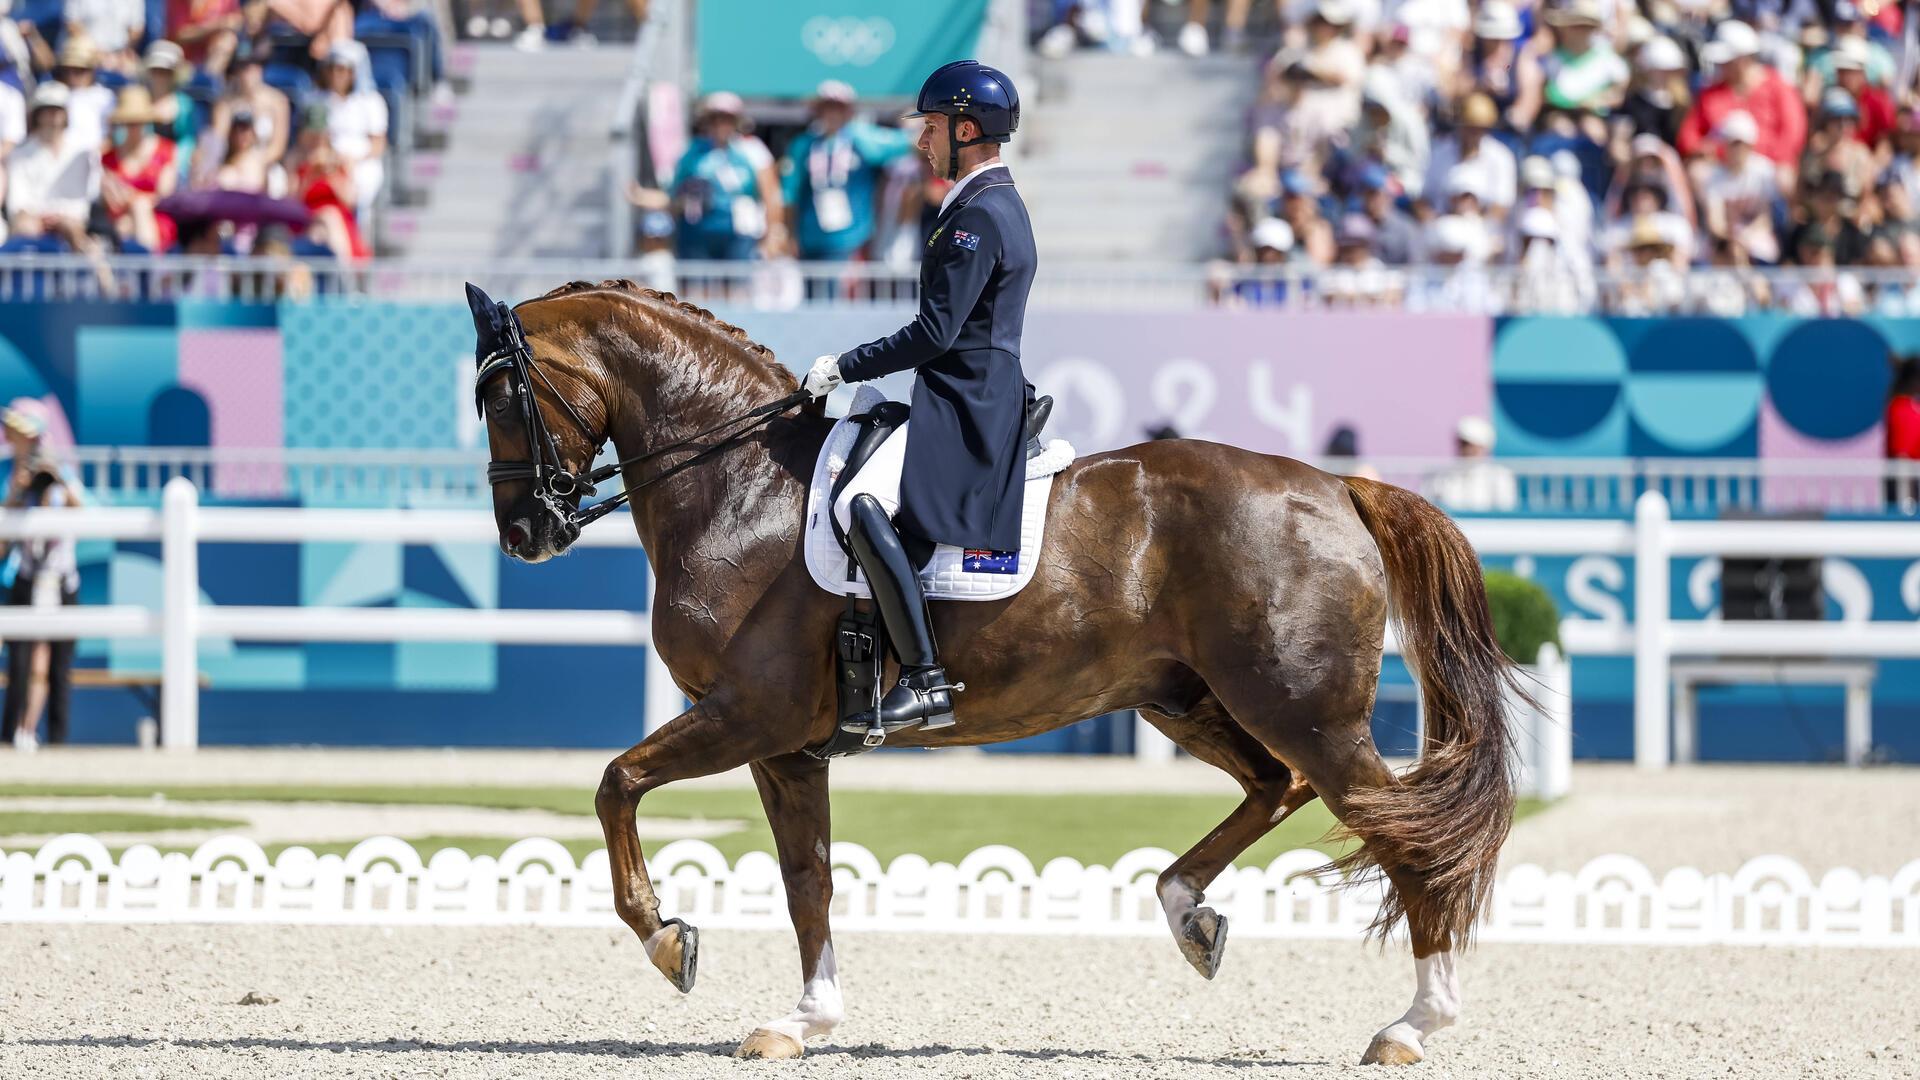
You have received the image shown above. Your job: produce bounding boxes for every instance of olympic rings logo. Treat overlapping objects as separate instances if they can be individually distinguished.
[801,16,896,67]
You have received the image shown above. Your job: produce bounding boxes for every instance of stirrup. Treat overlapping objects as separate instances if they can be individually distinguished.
[840,674,966,736]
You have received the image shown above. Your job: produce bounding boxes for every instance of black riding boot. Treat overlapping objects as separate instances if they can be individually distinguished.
[840,494,962,734]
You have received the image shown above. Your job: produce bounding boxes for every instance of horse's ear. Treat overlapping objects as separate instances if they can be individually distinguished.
[465,283,502,365]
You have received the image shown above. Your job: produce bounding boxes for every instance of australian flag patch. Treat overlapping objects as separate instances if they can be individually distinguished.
[962,549,1018,574]
[950,229,980,251]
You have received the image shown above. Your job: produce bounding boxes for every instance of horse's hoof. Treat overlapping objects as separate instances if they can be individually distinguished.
[1177,907,1229,979]
[1360,1029,1424,1066]
[734,1029,805,1059]
[648,918,699,994]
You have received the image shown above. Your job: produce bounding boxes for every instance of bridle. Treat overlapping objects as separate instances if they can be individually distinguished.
[474,302,809,538]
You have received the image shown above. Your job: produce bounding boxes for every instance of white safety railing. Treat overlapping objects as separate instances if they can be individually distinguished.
[5,835,1917,947]
[0,478,682,746]
[4,484,1914,766]
[10,253,1920,314]
[29,447,1920,520]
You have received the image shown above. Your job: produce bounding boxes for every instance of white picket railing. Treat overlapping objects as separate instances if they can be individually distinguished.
[3,834,1915,947]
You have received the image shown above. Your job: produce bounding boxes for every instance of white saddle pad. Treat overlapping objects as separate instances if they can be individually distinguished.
[804,385,1074,601]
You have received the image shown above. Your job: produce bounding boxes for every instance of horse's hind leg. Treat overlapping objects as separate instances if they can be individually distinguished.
[1210,670,1462,1065]
[1144,696,1315,979]
[734,753,842,1060]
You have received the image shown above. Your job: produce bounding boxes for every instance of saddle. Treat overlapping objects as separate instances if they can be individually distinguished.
[826,394,1054,560]
[806,394,1057,761]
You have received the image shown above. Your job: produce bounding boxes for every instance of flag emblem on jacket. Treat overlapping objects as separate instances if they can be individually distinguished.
[962,549,1018,574]
[951,229,980,250]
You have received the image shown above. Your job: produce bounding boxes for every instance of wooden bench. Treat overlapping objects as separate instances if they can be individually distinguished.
[1670,660,1876,766]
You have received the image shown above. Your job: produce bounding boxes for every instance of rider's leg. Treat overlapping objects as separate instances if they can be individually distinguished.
[843,494,959,731]
[830,423,960,733]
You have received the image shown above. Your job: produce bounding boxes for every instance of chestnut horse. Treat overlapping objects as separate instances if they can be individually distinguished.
[472,280,1516,1066]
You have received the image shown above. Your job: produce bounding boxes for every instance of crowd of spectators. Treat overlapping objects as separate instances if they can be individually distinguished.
[1,0,445,264]
[1181,0,1920,314]
[631,79,958,295]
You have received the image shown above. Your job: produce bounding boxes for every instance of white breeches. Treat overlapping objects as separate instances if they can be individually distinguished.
[832,421,910,534]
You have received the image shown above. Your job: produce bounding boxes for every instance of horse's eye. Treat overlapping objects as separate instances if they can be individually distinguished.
[489,396,512,418]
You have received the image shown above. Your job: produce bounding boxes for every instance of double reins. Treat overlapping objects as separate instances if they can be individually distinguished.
[476,307,810,531]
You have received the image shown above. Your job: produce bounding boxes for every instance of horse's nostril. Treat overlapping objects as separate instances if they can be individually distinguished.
[505,523,528,551]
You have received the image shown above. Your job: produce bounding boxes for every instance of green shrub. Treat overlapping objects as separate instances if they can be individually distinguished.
[1482,569,1561,666]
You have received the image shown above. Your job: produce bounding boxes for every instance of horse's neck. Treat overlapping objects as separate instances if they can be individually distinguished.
[618,415,826,599]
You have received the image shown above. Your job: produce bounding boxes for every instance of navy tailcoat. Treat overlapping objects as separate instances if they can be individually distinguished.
[836,168,1036,552]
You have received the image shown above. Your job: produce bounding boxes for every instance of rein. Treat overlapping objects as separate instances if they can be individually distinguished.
[476,307,810,532]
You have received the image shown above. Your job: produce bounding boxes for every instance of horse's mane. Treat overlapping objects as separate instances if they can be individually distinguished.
[521,279,796,389]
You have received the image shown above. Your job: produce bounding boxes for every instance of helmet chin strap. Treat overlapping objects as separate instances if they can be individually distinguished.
[945,116,998,181]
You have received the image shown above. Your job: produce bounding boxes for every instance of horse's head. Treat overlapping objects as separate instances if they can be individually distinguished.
[467,282,607,563]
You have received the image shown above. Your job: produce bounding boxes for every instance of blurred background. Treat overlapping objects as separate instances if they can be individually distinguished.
[1,0,1918,771]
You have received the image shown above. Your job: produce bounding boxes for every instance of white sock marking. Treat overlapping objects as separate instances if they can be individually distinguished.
[1373,951,1460,1054]
[751,941,844,1045]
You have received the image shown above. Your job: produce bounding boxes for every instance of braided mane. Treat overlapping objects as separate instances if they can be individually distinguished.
[526,279,780,365]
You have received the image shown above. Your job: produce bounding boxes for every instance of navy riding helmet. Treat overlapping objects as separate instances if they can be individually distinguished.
[906,59,1019,180]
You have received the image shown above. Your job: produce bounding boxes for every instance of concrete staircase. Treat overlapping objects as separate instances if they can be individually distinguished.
[390,44,631,258]
[1016,52,1259,263]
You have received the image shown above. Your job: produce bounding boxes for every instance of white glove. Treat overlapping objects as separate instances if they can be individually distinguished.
[802,354,845,398]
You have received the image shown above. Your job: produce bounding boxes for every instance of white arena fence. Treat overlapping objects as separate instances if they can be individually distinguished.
[3,480,1917,772]
[6,253,1920,316]
[47,445,1920,519]
[3,834,1917,948]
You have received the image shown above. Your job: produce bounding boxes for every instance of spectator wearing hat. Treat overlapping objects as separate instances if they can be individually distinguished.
[1370,22,1438,110]
[1802,87,1877,199]
[1353,162,1421,264]
[780,80,910,263]
[1676,20,1806,185]
[4,83,101,251]
[1217,216,1300,308]
[1617,36,1691,149]
[64,0,146,73]
[1700,110,1781,264]
[1510,203,1591,313]
[1,397,83,751]
[208,45,292,170]
[1613,215,1688,314]
[52,38,115,155]
[101,85,178,251]
[1348,71,1427,195]
[1539,0,1628,118]
[142,41,198,185]
[670,92,780,261]
[1409,214,1501,311]
[1821,38,1895,149]
[1287,0,1368,138]
[1423,91,1516,220]
[1428,416,1516,511]
[1807,1,1895,89]
[1441,161,1500,259]
[1607,132,1695,247]
[1515,153,1592,268]
[319,42,388,219]
[1457,1,1542,130]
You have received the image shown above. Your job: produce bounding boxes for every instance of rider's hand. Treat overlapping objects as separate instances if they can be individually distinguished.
[802,354,844,398]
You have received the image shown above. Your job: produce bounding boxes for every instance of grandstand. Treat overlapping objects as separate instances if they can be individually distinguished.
[2,0,1919,764]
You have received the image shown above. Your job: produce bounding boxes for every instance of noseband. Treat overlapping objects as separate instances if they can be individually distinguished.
[475,305,810,534]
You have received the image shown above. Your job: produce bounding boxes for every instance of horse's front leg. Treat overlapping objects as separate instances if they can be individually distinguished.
[596,695,793,992]
[729,752,840,1058]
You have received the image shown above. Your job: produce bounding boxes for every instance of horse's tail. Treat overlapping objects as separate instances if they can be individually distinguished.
[1338,475,1516,948]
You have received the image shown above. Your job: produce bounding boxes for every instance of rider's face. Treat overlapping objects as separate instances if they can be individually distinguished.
[917,114,947,175]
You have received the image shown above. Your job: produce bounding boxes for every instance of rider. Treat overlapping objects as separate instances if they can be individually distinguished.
[799,59,1036,734]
